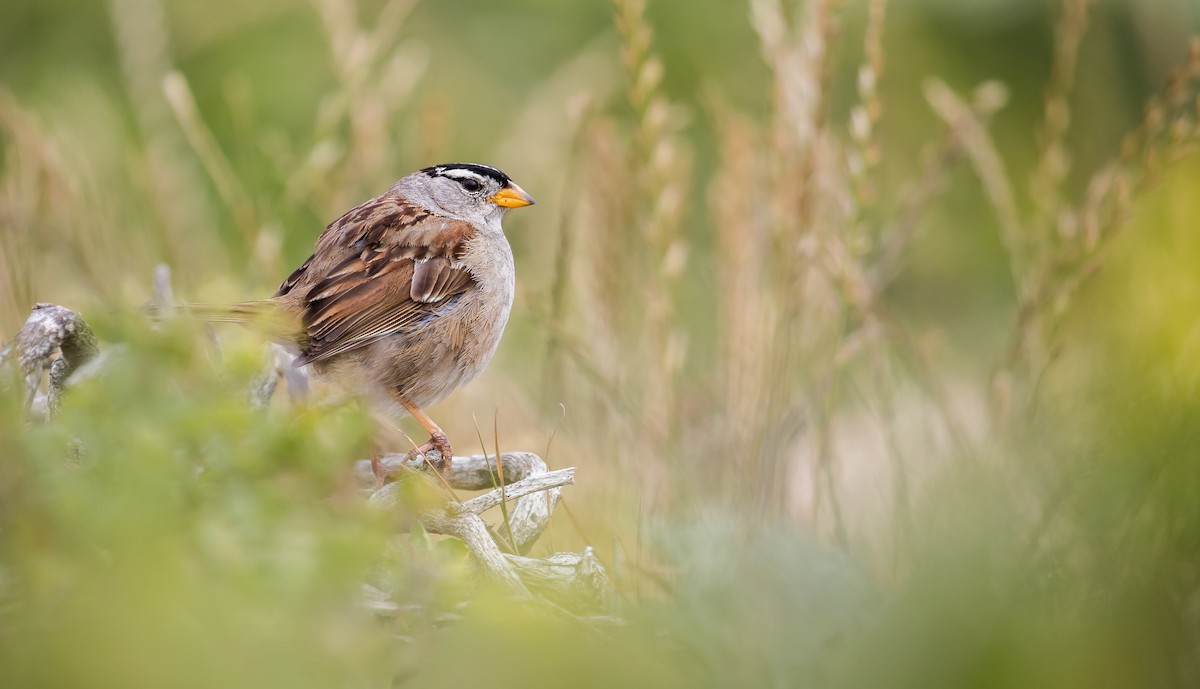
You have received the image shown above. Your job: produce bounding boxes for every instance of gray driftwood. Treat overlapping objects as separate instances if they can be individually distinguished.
[356,450,549,491]
[2,302,99,415]
[366,457,601,606]
[506,548,610,610]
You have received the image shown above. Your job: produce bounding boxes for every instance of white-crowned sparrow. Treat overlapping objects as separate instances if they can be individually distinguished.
[218,163,534,482]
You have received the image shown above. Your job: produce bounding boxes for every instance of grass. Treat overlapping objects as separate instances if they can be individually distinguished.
[4,0,1200,686]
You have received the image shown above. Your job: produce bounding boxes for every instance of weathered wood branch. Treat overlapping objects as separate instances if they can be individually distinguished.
[505,548,610,610]
[419,507,532,593]
[362,452,571,557]
[2,303,99,414]
[455,467,574,514]
[363,454,605,605]
[250,343,308,408]
[354,450,550,491]
[368,462,575,577]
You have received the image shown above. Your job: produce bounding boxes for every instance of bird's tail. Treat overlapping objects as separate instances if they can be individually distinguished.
[184,300,276,324]
[151,300,299,340]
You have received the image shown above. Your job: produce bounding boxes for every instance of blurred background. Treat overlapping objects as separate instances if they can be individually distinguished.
[4,0,1200,686]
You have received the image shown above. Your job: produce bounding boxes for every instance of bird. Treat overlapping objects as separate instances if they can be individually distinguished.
[204,163,535,485]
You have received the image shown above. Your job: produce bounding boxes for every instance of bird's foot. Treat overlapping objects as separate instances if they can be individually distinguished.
[404,431,452,472]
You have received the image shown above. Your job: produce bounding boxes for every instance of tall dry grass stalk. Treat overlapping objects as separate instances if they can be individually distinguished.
[109,0,218,273]
[611,0,692,451]
[555,0,911,533]
[1029,0,1093,239]
[710,109,772,499]
[540,0,694,518]
[989,32,1200,422]
[0,97,50,332]
[140,0,427,295]
[0,95,134,334]
[549,0,1200,552]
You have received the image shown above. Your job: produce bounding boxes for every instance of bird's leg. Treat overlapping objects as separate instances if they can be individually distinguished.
[363,404,391,489]
[369,447,387,490]
[391,393,452,470]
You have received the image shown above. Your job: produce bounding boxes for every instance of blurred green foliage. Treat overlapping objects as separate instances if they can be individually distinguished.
[4,0,1200,687]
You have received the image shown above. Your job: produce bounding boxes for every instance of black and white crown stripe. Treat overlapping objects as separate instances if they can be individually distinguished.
[421,163,511,187]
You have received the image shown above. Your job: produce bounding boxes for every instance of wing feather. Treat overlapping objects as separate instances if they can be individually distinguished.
[273,194,478,366]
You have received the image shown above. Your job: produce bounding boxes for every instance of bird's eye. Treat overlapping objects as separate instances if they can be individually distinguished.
[460,178,482,193]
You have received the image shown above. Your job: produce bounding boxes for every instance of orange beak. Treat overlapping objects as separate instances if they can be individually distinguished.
[490,182,536,208]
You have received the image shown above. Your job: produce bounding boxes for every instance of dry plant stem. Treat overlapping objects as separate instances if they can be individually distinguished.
[1007,41,1200,408]
[924,79,1022,290]
[1030,0,1094,241]
[108,0,214,269]
[490,413,519,552]
[883,316,975,460]
[0,97,40,327]
[543,103,592,401]
[710,108,765,489]
[848,0,887,217]
[747,0,851,522]
[874,133,964,286]
[866,346,911,540]
[162,72,259,246]
[298,0,425,212]
[812,386,848,545]
[990,43,1200,422]
[792,0,841,233]
[874,80,1013,287]
[992,0,1093,408]
[613,0,691,443]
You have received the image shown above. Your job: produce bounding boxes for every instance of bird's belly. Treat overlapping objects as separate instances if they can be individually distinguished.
[357,287,512,413]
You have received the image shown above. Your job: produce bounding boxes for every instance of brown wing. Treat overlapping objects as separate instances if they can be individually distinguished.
[275,195,478,366]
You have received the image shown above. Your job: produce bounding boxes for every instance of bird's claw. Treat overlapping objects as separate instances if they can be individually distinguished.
[404,431,452,472]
